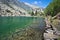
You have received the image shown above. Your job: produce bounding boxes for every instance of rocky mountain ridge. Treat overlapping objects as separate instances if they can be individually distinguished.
[0,0,43,16]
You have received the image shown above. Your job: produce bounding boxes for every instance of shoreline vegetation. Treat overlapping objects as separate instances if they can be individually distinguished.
[0,15,39,17]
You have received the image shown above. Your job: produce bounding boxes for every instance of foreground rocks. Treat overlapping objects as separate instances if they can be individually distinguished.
[44,17,60,40]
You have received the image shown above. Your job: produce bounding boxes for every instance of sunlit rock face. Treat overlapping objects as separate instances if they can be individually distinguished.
[0,0,29,16]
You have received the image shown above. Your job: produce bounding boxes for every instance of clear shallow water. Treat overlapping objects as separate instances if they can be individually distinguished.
[0,16,45,36]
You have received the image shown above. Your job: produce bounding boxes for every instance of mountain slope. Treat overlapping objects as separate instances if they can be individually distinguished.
[0,0,31,16]
[0,0,44,16]
[0,0,32,11]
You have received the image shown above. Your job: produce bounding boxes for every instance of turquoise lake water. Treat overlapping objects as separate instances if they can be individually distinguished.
[0,16,45,37]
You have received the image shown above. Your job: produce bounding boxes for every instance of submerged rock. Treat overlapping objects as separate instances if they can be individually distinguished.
[7,27,43,40]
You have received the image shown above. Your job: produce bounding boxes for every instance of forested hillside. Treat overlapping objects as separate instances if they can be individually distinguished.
[44,0,60,17]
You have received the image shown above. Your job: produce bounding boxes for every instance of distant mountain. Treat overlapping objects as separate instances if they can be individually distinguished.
[24,2,40,9]
[0,0,44,16]
[0,0,31,11]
